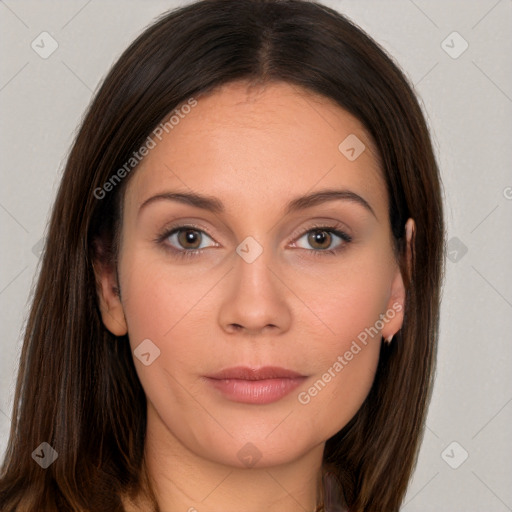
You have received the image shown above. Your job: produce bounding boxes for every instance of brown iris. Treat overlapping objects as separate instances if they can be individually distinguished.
[307,230,332,250]
[177,229,202,249]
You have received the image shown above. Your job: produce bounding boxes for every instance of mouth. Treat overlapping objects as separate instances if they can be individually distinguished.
[203,366,308,405]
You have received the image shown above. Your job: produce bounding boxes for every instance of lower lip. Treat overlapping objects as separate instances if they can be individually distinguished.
[205,377,307,404]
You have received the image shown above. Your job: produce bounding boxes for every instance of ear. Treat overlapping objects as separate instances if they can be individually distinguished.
[93,260,128,337]
[382,218,415,341]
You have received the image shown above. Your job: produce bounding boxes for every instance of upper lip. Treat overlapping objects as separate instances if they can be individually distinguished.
[206,366,306,380]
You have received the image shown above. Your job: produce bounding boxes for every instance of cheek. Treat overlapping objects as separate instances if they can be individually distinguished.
[118,247,223,402]
[293,248,392,346]
[289,254,392,433]
[297,295,382,406]
[120,247,219,344]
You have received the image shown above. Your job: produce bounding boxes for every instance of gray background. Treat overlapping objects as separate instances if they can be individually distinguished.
[1,1,511,510]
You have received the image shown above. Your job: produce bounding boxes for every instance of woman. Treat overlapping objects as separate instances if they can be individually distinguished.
[0,0,445,510]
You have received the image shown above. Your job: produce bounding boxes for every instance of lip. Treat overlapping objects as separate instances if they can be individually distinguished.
[206,366,305,380]
[204,366,307,405]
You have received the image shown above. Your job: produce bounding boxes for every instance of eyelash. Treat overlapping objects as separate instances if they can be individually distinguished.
[155,222,352,260]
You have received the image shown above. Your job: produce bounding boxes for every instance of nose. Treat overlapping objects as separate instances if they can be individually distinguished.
[217,243,292,336]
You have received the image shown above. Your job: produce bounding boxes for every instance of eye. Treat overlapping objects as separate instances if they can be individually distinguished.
[292,225,352,254]
[162,226,217,252]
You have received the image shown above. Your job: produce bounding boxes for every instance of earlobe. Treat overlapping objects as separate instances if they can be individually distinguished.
[382,271,405,342]
[93,261,128,337]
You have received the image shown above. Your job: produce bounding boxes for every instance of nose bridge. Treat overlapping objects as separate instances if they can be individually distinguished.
[217,233,292,333]
[235,235,274,291]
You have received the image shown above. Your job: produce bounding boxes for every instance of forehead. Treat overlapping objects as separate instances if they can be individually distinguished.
[125,80,386,220]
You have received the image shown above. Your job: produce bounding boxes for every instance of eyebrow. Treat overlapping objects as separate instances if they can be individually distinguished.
[138,188,376,218]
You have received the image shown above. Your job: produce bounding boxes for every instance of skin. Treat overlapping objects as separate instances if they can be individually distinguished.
[95,80,414,512]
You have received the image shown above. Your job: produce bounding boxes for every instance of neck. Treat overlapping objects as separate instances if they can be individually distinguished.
[128,402,326,512]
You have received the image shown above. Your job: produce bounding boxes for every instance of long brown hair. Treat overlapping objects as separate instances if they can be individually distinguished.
[0,1,445,510]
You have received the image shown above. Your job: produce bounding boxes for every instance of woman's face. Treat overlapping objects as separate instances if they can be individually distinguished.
[98,81,406,468]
